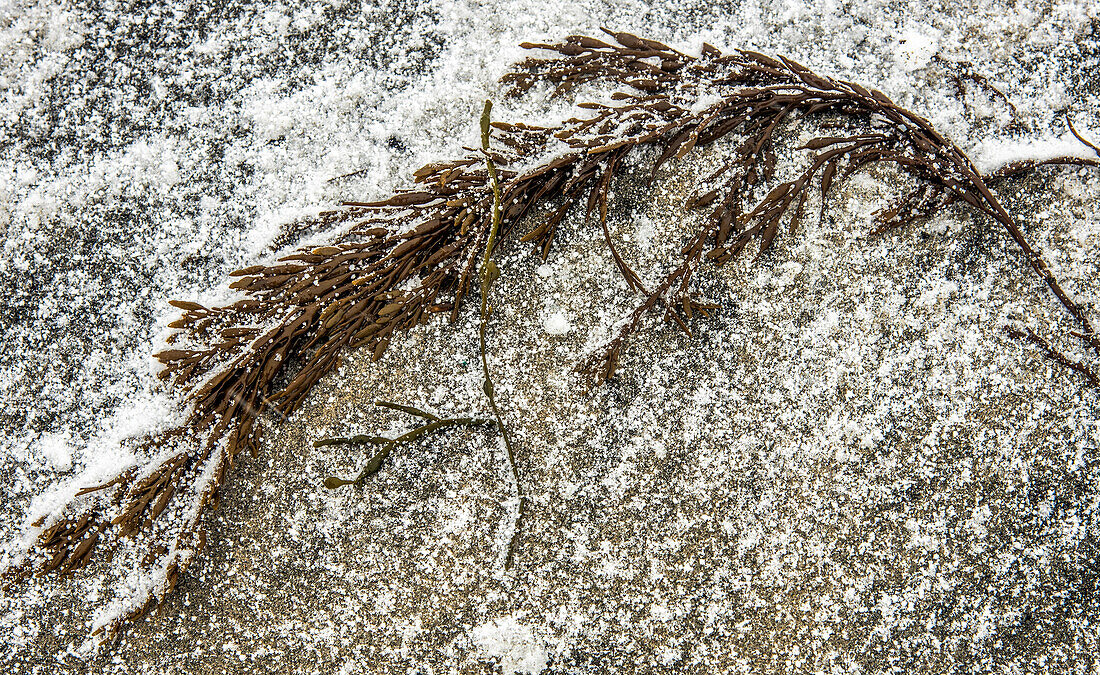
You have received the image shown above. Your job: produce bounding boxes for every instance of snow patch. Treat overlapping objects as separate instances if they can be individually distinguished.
[543,310,572,335]
[471,615,548,675]
[971,131,1100,174]
[894,26,941,71]
[37,432,72,471]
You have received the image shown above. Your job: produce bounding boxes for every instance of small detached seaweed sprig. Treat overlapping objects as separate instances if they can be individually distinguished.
[4,29,1098,640]
[316,401,493,490]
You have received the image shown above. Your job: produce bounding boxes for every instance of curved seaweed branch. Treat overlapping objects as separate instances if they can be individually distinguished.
[4,29,1098,639]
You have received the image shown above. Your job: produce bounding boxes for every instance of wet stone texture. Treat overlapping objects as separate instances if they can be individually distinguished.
[17,141,1100,674]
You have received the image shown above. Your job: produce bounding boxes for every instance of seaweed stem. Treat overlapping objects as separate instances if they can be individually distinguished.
[479,99,524,569]
[318,406,492,488]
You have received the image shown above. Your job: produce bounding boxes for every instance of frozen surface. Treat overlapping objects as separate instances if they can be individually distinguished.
[1,0,1099,673]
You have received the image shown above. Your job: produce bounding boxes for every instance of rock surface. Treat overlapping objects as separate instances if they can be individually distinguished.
[3,1,1100,674]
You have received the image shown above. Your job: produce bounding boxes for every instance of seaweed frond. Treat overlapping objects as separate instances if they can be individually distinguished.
[7,29,1099,639]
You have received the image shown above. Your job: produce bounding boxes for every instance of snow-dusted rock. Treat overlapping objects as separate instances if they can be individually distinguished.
[2,1,1099,673]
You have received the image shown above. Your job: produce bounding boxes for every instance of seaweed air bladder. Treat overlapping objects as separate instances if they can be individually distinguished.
[4,29,1097,640]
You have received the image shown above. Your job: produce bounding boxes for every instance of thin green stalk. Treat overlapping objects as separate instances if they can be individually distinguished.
[319,403,491,488]
[479,99,525,569]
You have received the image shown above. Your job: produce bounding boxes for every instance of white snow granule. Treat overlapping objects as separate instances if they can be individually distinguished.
[37,432,72,472]
[543,310,572,335]
[471,615,548,675]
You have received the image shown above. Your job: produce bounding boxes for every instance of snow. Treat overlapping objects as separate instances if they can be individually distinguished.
[895,26,942,72]
[972,130,1100,173]
[37,431,72,471]
[471,615,549,675]
[542,310,572,335]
